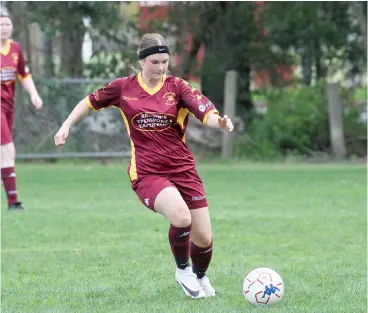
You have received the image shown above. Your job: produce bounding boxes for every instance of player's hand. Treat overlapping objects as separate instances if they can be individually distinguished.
[31,93,43,110]
[218,115,234,132]
[54,125,70,146]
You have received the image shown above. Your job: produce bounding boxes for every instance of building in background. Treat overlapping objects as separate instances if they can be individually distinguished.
[139,1,204,89]
[139,1,294,90]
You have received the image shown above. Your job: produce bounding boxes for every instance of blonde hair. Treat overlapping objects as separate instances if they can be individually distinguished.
[130,33,169,74]
[137,33,167,56]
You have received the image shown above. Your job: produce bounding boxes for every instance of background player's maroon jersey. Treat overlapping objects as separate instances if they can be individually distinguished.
[87,74,219,181]
[0,40,31,113]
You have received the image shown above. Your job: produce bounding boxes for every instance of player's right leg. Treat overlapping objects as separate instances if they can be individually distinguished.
[155,187,206,299]
[1,112,24,210]
[132,176,205,299]
[169,168,216,297]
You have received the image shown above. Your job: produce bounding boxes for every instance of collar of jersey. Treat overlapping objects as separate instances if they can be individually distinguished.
[138,72,166,96]
[0,39,12,55]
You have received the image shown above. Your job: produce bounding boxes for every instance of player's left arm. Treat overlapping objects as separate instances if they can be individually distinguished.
[17,47,43,110]
[178,78,233,132]
[206,112,234,131]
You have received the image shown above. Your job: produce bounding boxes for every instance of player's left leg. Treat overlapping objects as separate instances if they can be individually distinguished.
[171,169,216,297]
[132,175,205,299]
[190,207,216,297]
[1,112,24,210]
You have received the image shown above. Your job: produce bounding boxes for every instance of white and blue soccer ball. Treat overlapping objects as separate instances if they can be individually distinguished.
[243,267,284,305]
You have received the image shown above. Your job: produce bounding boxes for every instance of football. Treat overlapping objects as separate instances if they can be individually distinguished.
[243,267,284,305]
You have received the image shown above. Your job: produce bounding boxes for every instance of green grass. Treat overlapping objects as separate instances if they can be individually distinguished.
[1,162,367,313]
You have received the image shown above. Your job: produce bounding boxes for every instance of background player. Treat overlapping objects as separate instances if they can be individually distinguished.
[1,9,43,210]
[54,33,233,299]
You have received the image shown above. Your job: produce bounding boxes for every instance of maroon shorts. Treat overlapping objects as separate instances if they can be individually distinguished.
[1,111,14,145]
[132,168,208,211]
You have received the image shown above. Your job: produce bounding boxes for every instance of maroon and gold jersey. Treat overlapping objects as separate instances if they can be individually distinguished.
[0,40,31,113]
[86,73,219,181]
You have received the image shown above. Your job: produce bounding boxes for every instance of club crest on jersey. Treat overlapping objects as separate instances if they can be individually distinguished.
[163,92,177,106]
[11,53,18,64]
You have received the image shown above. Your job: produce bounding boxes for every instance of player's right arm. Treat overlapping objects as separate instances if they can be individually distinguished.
[54,78,123,147]
[16,44,43,110]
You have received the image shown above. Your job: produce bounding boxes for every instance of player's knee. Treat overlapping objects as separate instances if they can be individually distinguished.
[171,208,191,227]
[8,144,15,159]
[1,143,15,168]
[196,233,212,247]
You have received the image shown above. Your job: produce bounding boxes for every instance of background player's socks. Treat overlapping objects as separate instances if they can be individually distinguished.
[191,240,213,279]
[169,224,191,269]
[1,167,18,205]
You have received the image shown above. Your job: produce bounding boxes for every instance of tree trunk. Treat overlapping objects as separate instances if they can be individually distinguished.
[301,49,312,85]
[314,38,324,80]
[9,2,32,64]
[179,34,202,81]
[44,35,55,77]
[60,22,85,77]
[22,3,33,68]
[238,61,253,113]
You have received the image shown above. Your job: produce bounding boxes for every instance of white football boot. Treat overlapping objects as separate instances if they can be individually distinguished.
[197,276,216,297]
[175,266,206,299]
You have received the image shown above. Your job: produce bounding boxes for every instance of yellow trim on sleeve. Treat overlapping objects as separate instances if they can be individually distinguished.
[17,73,32,81]
[177,108,189,129]
[177,108,190,142]
[203,109,219,125]
[85,96,98,111]
[119,109,138,181]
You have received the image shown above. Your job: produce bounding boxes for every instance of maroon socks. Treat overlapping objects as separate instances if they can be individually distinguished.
[191,240,213,279]
[169,224,192,269]
[1,167,18,205]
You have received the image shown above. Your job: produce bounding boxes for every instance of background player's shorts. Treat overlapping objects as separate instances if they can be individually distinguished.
[132,168,208,211]
[1,111,14,145]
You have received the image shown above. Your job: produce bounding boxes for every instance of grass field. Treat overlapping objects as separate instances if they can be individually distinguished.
[1,162,367,313]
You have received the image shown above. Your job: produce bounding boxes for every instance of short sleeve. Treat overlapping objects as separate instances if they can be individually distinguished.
[86,78,123,111]
[177,78,219,125]
[16,45,31,81]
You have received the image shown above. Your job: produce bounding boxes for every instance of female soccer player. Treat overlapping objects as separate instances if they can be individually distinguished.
[54,33,233,299]
[1,10,43,210]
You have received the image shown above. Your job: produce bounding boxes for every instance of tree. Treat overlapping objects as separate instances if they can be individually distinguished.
[163,2,290,113]
[159,1,366,115]
[26,1,128,77]
[263,1,366,84]
[350,1,367,55]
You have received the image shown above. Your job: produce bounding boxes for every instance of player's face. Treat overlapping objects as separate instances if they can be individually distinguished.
[142,53,169,80]
[0,17,13,40]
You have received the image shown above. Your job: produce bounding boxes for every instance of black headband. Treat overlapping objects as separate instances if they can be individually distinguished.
[138,45,170,60]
